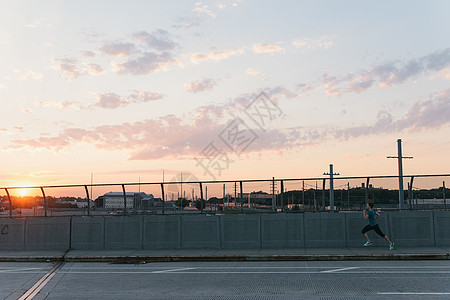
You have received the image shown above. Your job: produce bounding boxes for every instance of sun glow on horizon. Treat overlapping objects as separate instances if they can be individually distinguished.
[11,182,36,197]
[17,188,30,197]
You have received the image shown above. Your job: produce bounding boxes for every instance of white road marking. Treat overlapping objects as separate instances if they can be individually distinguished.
[64,265,450,270]
[340,271,450,274]
[378,292,450,295]
[321,267,360,273]
[0,268,43,273]
[152,267,196,273]
[6,264,450,276]
[55,270,450,274]
[19,263,63,300]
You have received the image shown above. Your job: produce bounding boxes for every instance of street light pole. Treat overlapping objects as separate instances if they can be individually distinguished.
[324,164,339,211]
[387,139,413,210]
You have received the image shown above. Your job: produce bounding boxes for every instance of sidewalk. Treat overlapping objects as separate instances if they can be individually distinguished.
[1,246,449,262]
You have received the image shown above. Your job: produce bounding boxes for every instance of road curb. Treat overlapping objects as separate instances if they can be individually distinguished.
[0,256,64,262]
[1,253,448,263]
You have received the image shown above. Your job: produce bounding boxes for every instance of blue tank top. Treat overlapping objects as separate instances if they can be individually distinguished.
[367,209,377,226]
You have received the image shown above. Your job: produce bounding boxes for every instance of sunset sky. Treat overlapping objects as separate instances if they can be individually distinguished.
[1,1,449,196]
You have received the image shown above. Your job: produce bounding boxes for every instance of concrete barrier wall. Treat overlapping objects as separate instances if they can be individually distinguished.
[182,215,220,249]
[389,211,435,246]
[434,211,450,246]
[1,211,449,250]
[25,218,70,250]
[104,216,142,249]
[221,215,260,249]
[71,216,104,250]
[143,215,180,249]
[0,218,25,250]
[304,212,346,247]
[261,214,304,248]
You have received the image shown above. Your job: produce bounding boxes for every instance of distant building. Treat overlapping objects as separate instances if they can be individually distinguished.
[242,191,272,202]
[102,192,154,209]
[56,198,88,208]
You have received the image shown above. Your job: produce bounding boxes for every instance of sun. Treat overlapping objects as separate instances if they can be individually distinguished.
[17,188,29,197]
[13,182,34,197]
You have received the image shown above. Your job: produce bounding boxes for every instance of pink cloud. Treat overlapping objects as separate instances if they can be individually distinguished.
[322,48,450,95]
[86,63,104,75]
[189,47,244,64]
[334,89,450,139]
[36,100,87,110]
[184,78,217,93]
[52,58,104,80]
[99,42,136,57]
[52,58,82,80]
[115,52,180,75]
[36,91,164,111]
[193,4,217,18]
[252,43,285,54]
[11,89,449,160]
[8,92,297,159]
[81,51,96,57]
[95,91,164,108]
[134,29,178,51]
[292,37,334,50]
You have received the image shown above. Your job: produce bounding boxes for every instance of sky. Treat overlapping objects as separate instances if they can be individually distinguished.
[1,0,449,196]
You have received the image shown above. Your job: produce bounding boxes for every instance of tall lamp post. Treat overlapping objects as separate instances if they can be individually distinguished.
[387,139,413,209]
[324,164,340,211]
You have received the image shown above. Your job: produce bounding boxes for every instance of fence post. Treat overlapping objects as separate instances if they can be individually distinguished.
[240,181,243,212]
[84,185,90,216]
[122,184,127,216]
[365,177,370,205]
[161,183,165,215]
[40,187,47,217]
[280,180,284,211]
[443,181,447,210]
[347,182,350,210]
[408,176,414,210]
[272,177,275,211]
[5,188,12,217]
[199,182,203,214]
[302,181,305,210]
[322,179,326,210]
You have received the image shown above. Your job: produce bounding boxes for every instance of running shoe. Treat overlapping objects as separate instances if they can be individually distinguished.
[389,242,395,250]
[364,241,372,246]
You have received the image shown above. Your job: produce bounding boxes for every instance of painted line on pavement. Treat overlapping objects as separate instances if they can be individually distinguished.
[0,268,43,273]
[18,263,63,300]
[378,292,450,295]
[56,270,450,274]
[321,267,359,273]
[152,267,196,273]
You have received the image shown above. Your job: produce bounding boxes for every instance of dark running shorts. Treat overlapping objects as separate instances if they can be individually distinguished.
[361,224,385,237]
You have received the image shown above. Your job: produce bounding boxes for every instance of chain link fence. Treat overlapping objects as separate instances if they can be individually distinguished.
[1,174,448,218]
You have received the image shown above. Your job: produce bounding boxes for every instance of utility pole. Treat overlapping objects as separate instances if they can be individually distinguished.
[270,177,276,211]
[223,184,225,211]
[314,181,317,210]
[443,181,447,210]
[180,173,183,211]
[302,181,305,210]
[347,182,350,210]
[234,182,237,208]
[387,139,413,210]
[89,173,93,215]
[322,179,326,210]
[240,181,243,212]
[323,164,340,211]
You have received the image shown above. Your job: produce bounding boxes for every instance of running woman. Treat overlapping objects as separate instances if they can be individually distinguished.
[362,202,394,250]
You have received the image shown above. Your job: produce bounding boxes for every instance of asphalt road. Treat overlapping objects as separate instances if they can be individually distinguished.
[1,261,450,299]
